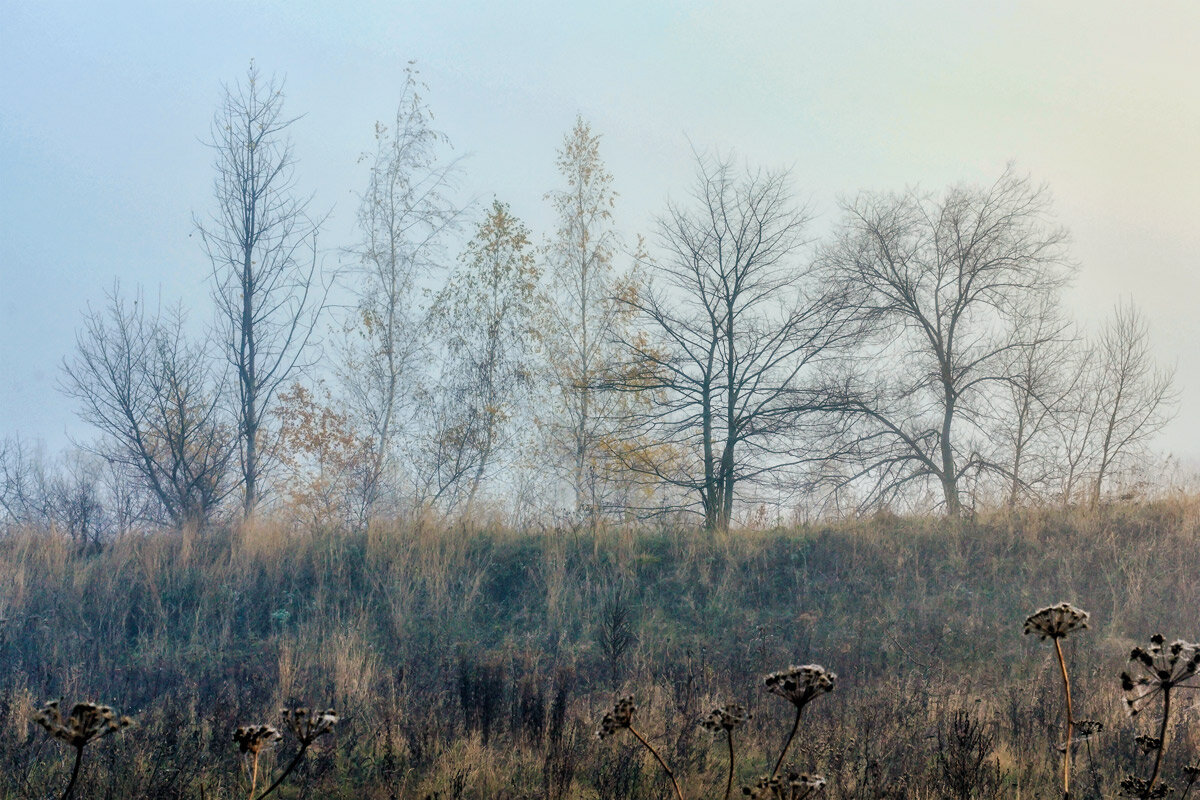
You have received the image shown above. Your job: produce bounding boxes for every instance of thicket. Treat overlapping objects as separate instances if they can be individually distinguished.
[1,500,1199,798]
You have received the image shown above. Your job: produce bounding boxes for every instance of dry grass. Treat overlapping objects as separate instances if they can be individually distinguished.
[2,499,1200,796]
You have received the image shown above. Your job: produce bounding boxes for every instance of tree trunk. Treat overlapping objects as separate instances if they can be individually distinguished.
[940,386,961,517]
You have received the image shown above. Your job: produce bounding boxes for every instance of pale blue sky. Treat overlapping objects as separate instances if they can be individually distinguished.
[3,1,1199,460]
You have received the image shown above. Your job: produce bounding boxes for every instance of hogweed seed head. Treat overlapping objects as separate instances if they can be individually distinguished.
[280,707,338,744]
[1023,603,1089,640]
[700,703,750,734]
[1136,734,1163,755]
[234,724,283,754]
[1120,774,1172,798]
[596,696,635,740]
[33,700,132,748]
[742,772,827,799]
[764,665,836,710]
[1120,636,1200,716]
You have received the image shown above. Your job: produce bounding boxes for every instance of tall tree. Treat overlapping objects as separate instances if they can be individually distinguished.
[196,62,324,516]
[616,153,860,533]
[541,117,634,523]
[821,168,1071,516]
[427,200,540,513]
[341,66,463,521]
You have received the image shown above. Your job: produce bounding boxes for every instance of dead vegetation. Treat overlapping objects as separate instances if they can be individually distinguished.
[2,500,1200,797]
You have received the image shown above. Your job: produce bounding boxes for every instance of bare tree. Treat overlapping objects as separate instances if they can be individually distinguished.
[1086,301,1177,504]
[60,288,234,528]
[0,439,105,541]
[820,168,1072,516]
[340,66,463,521]
[616,153,860,533]
[0,435,44,525]
[196,62,325,516]
[991,297,1079,506]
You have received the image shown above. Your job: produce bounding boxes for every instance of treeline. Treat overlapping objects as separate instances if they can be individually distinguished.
[0,64,1179,537]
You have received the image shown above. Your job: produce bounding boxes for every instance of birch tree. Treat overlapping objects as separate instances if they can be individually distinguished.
[427,200,540,513]
[541,117,636,522]
[341,66,463,519]
[1086,302,1176,504]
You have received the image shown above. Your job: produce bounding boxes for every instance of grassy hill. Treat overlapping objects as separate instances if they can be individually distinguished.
[2,501,1199,798]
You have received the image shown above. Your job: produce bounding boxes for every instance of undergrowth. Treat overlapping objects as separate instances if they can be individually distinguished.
[1,500,1199,797]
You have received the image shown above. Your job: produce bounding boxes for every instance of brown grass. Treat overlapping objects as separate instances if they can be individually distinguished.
[1,500,1200,796]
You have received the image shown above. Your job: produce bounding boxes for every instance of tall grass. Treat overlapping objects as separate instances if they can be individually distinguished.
[1,500,1199,797]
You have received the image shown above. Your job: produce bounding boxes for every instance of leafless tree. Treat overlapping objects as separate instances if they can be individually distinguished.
[0,435,43,525]
[991,297,1079,506]
[60,288,235,529]
[1083,302,1176,504]
[340,66,464,522]
[0,438,102,541]
[615,153,861,533]
[820,168,1072,516]
[196,62,325,515]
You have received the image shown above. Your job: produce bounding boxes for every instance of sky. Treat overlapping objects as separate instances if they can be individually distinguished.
[2,1,1199,462]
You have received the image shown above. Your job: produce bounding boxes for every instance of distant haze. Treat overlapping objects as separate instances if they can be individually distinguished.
[3,1,1198,463]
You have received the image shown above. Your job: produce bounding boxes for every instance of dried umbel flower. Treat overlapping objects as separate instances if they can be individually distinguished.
[1074,719,1104,739]
[742,772,827,799]
[700,703,750,734]
[234,724,283,755]
[1121,636,1200,716]
[781,772,826,798]
[1023,603,1089,640]
[764,665,836,710]
[594,695,684,800]
[596,696,635,740]
[279,707,338,745]
[1136,734,1164,755]
[235,723,283,799]
[246,707,339,800]
[1120,774,1172,798]
[33,700,132,748]
[1025,603,1089,798]
[33,700,132,800]
[765,665,836,781]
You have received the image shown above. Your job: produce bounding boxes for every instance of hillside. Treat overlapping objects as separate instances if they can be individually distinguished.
[1,502,1198,798]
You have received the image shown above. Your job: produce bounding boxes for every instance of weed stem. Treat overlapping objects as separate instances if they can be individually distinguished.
[60,745,84,800]
[253,743,308,800]
[724,730,735,800]
[772,706,802,779]
[629,725,685,800]
[1146,688,1172,796]
[1054,637,1074,799]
